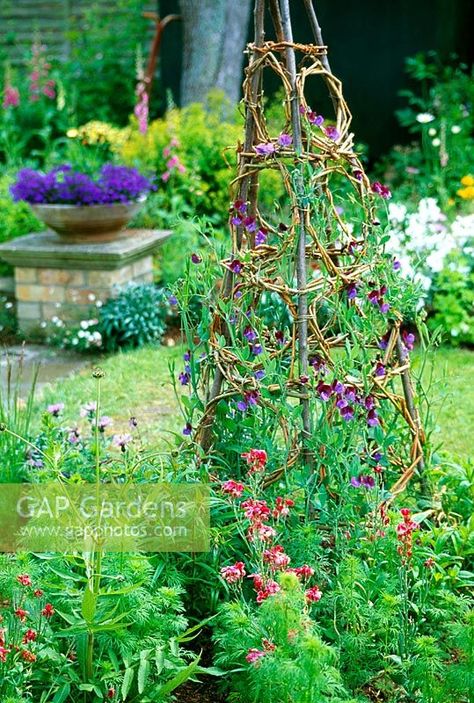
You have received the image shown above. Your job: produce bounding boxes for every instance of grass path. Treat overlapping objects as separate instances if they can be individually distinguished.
[41,344,473,461]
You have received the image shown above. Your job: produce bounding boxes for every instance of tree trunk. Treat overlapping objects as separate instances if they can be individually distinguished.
[179,0,252,106]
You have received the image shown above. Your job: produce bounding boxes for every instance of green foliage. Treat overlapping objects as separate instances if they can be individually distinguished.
[0,173,43,274]
[377,52,474,207]
[62,0,151,126]
[214,575,354,703]
[47,284,172,353]
[427,246,474,346]
[98,283,171,351]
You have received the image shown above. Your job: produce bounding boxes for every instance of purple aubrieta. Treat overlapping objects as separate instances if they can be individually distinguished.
[11,164,156,206]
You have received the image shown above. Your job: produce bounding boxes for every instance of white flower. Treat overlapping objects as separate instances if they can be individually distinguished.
[80,320,89,329]
[388,202,407,224]
[416,113,435,123]
[451,125,461,134]
[428,127,437,136]
[5,302,13,309]
[432,138,441,147]
[88,293,96,302]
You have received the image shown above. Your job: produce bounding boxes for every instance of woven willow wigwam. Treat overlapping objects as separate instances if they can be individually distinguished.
[194,0,425,503]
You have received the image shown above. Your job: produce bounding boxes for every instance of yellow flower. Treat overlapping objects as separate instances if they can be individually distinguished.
[457,186,474,200]
[460,175,474,187]
[66,128,78,138]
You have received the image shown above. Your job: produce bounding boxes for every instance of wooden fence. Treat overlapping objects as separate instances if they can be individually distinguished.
[0,0,157,63]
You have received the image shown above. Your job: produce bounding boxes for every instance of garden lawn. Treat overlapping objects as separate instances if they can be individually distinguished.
[41,344,474,460]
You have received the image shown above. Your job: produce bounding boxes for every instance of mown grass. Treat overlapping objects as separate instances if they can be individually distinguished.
[40,344,474,460]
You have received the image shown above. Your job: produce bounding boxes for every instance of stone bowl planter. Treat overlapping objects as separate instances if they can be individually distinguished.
[30,200,146,243]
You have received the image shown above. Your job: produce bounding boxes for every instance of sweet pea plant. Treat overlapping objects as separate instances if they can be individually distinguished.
[168,3,472,701]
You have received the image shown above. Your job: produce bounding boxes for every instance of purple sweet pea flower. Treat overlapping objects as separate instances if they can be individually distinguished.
[393,258,401,271]
[233,199,247,214]
[402,330,416,351]
[340,405,354,421]
[168,294,178,306]
[191,253,202,264]
[378,332,390,350]
[367,409,379,427]
[255,228,267,246]
[254,369,265,380]
[179,370,190,385]
[324,126,340,141]
[347,283,358,300]
[379,301,390,314]
[308,112,324,126]
[229,259,243,274]
[317,382,333,402]
[360,475,376,489]
[278,132,293,147]
[374,362,386,378]
[183,423,192,436]
[243,216,257,232]
[251,344,263,356]
[243,326,257,342]
[350,476,362,488]
[255,142,276,156]
[371,181,392,200]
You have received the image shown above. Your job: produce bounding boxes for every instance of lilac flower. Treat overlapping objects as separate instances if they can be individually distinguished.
[183,423,192,436]
[255,142,276,156]
[324,125,340,141]
[278,133,293,147]
[255,228,267,246]
[229,259,243,274]
[347,283,358,300]
[191,253,202,264]
[308,112,324,126]
[244,326,257,342]
[47,403,64,417]
[113,434,133,452]
[251,344,263,356]
[374,362,386,378]
[98,416,113,432]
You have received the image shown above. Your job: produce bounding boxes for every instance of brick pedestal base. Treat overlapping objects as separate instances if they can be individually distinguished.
[0,229,171,334]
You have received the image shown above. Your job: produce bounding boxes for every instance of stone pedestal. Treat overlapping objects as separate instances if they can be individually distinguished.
[0,229,172,334]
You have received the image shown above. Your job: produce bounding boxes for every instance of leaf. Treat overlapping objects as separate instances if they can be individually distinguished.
[121,667,134,701]
[138,650,151,694]
[52,683,71,703]
[155,656,201,699]
[81,586,97,624]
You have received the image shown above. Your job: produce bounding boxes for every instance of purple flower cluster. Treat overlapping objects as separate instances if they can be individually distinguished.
[229,200,268,247]
[315,377,380,427]
[10,164,156,206]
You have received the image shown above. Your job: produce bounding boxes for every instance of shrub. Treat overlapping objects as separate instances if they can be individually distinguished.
[0,173,43,275]
[47,283,171,352]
